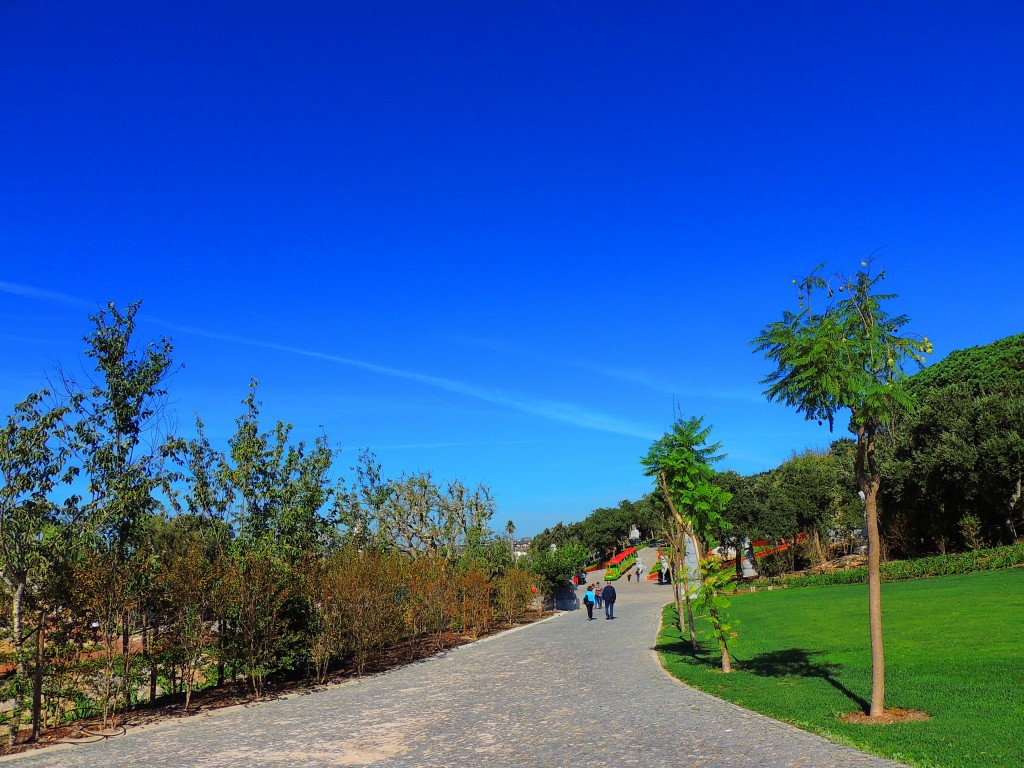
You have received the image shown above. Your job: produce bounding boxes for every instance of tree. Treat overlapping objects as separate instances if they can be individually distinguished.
[523,541,589,601]
[62,301,177,722]
[0,391,77,742]
[223,381,339,561]
[345,466,496,561]
[642,416,735,672]
[753,260,929,717]
[151,514,224,710]
[878,334,1024,552]
[716,470,765,579]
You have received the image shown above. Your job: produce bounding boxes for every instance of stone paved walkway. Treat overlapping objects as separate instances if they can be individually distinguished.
[1,549,907,767]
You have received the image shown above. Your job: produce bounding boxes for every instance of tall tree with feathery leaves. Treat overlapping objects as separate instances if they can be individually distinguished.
[752,260,930,717]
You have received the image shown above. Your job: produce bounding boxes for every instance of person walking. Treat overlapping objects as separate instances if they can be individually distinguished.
[602,583,617,619]
[594,582,603,608]
[582,585,596,620]
[627,570,632,582]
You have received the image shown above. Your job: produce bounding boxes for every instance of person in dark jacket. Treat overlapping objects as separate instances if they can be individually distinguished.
[602,583,617,619]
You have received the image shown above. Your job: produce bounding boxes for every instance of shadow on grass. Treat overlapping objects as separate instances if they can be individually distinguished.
[741,648,869,713]
[658,636,869,714]
[656,638,708,660]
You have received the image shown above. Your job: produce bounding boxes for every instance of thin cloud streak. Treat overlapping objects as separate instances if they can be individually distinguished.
[450,333,763,404]
[0,281,96,311]
[1,282,658,440]
[151,317,659,440]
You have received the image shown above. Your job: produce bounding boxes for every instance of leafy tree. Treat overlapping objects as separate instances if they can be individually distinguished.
[221,540,294,696]
[753,260,929,717]
[223,381,339,561]
[343,463,496,561]
[151,514,224,710]
[716,470,765,578]
[642,416,735,672]
[528,521,585,556]
[62,301,177,722]
[522,541,589,600]
[0,391,77,742]
[879,335,1024,552]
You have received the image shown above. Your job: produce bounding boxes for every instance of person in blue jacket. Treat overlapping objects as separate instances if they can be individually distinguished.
[582,585,596,620]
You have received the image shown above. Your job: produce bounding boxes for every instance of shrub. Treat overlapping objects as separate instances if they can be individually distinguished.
[761,543,1024,589]
[455,567,492,637]
[492,568,536,626]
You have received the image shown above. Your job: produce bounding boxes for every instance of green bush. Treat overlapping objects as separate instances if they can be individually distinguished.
[761,543,1024,589]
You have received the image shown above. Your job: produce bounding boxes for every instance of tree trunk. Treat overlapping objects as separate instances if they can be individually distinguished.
[30,612,44,742]
[859,424,886,717]
[1005,477,1021,544]
[12,580,25,679]
[148,620,158,704]
[8,578,27,745]
[217,618,226,686]
[719,636,732,674]
[659,474,700,648]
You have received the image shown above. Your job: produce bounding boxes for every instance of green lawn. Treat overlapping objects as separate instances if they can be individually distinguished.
[656,568,1024,768]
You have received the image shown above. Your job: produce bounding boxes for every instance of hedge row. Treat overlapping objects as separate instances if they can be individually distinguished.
[760,543,1024,589]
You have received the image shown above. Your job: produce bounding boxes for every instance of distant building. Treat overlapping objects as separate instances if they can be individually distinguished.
[512,537,532,558]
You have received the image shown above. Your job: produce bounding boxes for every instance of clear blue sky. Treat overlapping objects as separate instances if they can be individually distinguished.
[2,3,1022,535]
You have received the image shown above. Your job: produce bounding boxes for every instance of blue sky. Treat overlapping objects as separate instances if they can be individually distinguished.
[2,3,1022,535]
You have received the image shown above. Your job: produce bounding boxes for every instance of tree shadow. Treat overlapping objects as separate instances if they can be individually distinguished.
[656,639,703,658]
[739,648,869,713]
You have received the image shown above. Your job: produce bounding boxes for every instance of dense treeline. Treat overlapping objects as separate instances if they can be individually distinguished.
[878,332,1024,554]
[534,333,1023,573]
[0,303,534,745]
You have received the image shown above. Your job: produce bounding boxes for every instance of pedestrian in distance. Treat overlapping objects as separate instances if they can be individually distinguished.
[602,583,617,619]
[594,582,603,608]
[583,585,596,620]
[627,570,632,582]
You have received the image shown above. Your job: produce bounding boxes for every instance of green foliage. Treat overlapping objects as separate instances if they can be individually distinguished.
[908,331,1024,393]
[761,543,1024,588]
[522,541,589,596]
[70,301,177,551]
[492,568,537,627]
[223,380,340,561]
[644,416,736,670]
[879,333,1024,552]
[338,455,496,562]
[752,262,929,432]
[958,514,985,551]
[695,555,737,650]
[221,542,295,697]
[0,389,79,740]
[642,415,732,548]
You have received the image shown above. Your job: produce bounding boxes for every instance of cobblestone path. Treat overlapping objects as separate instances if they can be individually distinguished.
[1,549,906,767]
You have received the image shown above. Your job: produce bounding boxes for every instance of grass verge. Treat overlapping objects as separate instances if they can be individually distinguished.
[656,568,1024,768]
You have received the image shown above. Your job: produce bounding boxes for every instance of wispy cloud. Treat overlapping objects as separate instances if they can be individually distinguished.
[367,439,545,451]
[0,281,96,311]
[152,317,658,439]
[1,282,659,441]
[449,333,763,404]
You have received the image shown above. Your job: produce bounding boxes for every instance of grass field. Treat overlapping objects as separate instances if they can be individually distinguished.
[656,568,1024,768]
